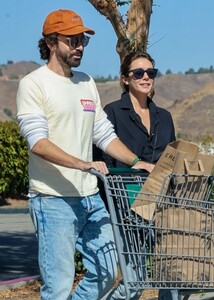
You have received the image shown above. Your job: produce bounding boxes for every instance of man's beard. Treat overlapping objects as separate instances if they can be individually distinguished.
[56,48,83,69]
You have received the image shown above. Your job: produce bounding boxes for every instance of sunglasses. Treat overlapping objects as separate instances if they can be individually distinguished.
[128,68,158,79]
[65,35,90,48]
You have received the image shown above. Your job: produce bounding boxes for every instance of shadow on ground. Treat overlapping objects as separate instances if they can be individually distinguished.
[0,232,39,281]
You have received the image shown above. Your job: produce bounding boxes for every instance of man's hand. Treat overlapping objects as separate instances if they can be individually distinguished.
[84,161,109,175]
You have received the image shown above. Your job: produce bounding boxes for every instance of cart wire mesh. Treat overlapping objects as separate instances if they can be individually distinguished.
[92,169,214,295]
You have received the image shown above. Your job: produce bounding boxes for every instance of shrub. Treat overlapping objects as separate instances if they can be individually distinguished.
[0,121,29,197]
[74,251,84,273]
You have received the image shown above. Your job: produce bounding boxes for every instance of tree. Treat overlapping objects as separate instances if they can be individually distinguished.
[165,69,172,75]
[185,68,195,75]
[88,0,153,63]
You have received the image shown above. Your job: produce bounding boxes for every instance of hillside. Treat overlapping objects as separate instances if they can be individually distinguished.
[0,61,214,141]
[168,81,214,140]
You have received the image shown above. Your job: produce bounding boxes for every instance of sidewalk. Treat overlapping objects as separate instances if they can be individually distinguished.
[0,209,40,283]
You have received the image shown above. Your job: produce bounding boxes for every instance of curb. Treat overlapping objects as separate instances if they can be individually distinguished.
[0,208,29,214]
[0,275,40,291]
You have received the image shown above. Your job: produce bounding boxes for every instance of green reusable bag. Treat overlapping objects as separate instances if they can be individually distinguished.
[125,183,142,206]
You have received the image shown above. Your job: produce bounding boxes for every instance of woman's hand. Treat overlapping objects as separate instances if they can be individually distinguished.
[132,161,155,173]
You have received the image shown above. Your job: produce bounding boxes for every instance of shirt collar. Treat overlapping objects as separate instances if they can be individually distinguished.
[120,91,160,115]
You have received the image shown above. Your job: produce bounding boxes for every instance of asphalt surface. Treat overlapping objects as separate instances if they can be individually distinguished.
[0,209,40,283]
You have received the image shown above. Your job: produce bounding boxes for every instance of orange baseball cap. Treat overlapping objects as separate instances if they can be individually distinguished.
[42,9,95,36]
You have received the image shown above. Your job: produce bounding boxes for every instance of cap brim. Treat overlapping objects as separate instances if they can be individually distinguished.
[58,26,95,35]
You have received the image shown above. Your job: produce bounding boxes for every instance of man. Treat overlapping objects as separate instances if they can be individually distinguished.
[16,9,148,300]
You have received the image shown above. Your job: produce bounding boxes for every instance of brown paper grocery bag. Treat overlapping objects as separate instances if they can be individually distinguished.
[131,140,214,219]
[154,207,214,285]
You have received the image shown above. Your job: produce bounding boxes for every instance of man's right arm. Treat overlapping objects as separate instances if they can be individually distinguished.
[18,114,109,174]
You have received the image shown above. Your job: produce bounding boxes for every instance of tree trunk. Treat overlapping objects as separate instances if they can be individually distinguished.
[88,0,153,63]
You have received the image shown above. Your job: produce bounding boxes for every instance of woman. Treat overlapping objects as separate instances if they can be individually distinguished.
[95,51,179,300]
[100,51,175,171]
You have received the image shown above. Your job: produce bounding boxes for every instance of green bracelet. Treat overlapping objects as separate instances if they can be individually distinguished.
[132,156,141,166]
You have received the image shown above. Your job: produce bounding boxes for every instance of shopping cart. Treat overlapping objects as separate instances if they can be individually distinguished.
[90,168,214,300]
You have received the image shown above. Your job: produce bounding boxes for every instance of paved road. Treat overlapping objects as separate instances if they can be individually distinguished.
[0,209,40,282]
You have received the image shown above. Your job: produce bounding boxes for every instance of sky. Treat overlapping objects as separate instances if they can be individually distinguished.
[0,0,213,77]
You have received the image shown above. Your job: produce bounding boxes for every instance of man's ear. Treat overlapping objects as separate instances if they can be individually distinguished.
[46,41,56,51]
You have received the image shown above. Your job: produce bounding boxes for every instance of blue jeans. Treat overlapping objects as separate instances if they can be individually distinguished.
[101,207,145,300]
[29,193,118,300]
[101,208,180,300]
[101,234,144,299]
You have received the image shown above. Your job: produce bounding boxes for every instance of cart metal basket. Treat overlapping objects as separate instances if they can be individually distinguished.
[91,168,214,299]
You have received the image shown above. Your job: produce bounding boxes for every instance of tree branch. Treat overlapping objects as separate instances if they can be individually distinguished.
[88,0,153,62]
[88,0,127,39]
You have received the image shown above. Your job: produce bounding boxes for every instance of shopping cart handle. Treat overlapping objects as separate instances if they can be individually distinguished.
[89,167,148,176]
[89,168,107,182]
[108,167,148,174]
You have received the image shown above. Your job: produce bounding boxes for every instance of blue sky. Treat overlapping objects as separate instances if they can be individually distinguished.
[0,0,213,77]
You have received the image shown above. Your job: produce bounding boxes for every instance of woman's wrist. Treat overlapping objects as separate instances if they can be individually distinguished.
[132,156,141,166]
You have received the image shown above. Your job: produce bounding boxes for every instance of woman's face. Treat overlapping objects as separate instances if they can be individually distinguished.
[122,57,156,95]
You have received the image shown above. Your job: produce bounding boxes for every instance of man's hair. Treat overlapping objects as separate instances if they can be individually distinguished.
[38,33,58,61]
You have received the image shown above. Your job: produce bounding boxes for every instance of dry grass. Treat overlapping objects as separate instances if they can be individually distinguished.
[0,277,158,300]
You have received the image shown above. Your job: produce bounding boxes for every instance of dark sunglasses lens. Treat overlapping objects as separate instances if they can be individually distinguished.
[69,36,89,48]
[69,36,78,48]
[132,69,145,79]
[146,68,158,78]
[82,36,90,47]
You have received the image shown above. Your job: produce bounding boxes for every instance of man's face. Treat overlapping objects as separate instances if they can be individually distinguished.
[55,34,89,68]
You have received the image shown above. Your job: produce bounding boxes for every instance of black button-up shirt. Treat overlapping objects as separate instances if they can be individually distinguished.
[94,91,176,168]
